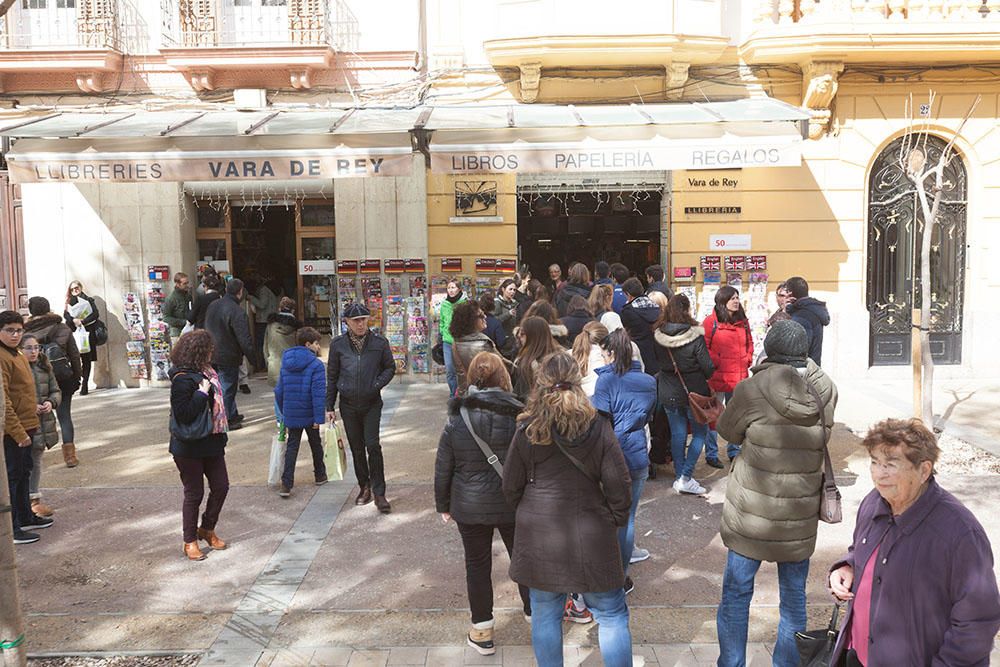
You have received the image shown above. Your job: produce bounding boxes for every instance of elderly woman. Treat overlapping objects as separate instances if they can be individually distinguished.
[829,418,1000,666]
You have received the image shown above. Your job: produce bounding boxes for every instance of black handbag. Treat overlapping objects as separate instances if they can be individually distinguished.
[431,338,445,365]
[91,319,109,347]
[795,603,842,666]
[169,373,215,441]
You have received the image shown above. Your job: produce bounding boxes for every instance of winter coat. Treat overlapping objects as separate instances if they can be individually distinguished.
[439,293,466,345]
[611,284,627,314]
[434,388,524,525]
[554,282,592,317]
[188,290,221,330]
[249,285,279,324]
[502,415,633,594]
[829,477,1000,667]
[717,360,837,563]
[513,291,534,324]
[494,296,518,336]
[591,360,657,471]
[786,297,830,366]
[560,308,595,344]
[621,295,662,375]
[549,323,571,350]
[162,288,191,337]
[29,357,61,449]
[204,294,255,368]
[653,324,715,410]
[646,281,672,299]
[275,347,326,429]
[325,331,396,408]
[703,312,754,393]
[581,344,605,397]
[483,314,507,352]
[167,366,227,458]
[452,332,500,396]
[64,293,100,356]
[24,312,82,385]
[264,312,303,387]
[1,343,40,444]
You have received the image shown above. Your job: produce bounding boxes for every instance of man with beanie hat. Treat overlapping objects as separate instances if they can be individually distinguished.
[204,278,255,427]
[714,320,838,667]
[326,302,396,513]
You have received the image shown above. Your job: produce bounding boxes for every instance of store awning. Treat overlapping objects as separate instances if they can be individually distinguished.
[424,99,810,174]
[0,99,809,183]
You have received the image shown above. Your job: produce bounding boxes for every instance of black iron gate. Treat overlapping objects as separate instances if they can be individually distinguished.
[866,134,967,366]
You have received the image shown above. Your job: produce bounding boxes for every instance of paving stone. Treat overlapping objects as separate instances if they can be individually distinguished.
[652,645,698,666]
[346,649,390,667]
[688,643,719,662]
[270,648,316,666]
[425,646,466,666]
[463,646,503,664]
[198,648,265,666]
[309,647,354,665]
[386,646,429,665]
[633,644,659,663]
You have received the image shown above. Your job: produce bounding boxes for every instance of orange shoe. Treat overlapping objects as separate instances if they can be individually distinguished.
[184,541,206,561]
[31,499,54,517]
[197,528,227,550]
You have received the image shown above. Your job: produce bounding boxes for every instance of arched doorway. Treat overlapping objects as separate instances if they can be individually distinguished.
[866,134,967,366]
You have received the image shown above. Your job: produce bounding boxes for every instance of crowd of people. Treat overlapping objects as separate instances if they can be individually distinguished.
[431,260,1000,666]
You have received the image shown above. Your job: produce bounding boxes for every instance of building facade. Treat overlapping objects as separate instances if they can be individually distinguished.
[0,0,997,386]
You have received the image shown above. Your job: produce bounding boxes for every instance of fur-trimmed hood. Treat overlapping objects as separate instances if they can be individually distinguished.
[549,324,569,338]
[654,324,705,349]
[448,387,524,417]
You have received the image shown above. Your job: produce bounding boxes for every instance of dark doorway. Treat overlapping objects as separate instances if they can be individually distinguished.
[231,206,297,300]
[517,189,661,281]
[866,134,967,366]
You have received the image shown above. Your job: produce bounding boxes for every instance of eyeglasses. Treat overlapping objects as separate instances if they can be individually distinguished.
[22,345,40,351]
[1,327,24,336]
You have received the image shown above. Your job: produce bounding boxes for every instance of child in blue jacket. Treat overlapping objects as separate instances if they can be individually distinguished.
[275,327,327,496]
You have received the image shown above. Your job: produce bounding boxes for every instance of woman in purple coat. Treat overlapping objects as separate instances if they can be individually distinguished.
[828,418,1000,666]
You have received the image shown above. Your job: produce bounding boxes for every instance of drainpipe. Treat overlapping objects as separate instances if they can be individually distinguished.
[417,0,428,76]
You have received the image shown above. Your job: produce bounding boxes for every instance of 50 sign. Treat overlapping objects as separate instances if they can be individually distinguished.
[298,260,336,275]
[709,234,751,251]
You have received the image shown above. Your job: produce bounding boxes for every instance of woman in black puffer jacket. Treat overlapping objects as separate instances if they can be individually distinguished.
[434,352,530,656]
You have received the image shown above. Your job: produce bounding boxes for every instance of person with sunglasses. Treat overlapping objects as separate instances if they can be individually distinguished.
[450,301,502,397]
[1,311,54,544]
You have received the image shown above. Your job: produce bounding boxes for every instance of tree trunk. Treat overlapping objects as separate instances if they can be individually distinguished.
[0,445,28,665]
[913,182,939,427]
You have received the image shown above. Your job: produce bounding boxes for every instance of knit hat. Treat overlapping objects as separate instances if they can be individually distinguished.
[764,320,809,367]
[342,302,371,319]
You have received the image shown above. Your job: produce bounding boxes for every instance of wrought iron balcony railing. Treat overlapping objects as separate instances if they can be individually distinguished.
[0,0,132,50]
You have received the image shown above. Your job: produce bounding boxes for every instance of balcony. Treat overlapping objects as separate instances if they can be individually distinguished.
[0,0,130,92]
[159,0,360,90]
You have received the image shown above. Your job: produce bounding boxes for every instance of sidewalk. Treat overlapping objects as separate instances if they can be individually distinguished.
[17,374,1000,666]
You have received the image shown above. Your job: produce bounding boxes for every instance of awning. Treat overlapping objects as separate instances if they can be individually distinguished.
[425,99,809,174]
[0,99,809,183]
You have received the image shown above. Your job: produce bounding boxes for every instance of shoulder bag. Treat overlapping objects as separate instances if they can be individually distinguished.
[666,347,724,425]
[459,406,504,478]
[169,373,215,441]
[803,380,842,524]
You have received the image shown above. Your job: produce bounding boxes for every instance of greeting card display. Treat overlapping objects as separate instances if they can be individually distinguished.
[409,275,426,298]
[727,273,743,291]
[385,296,407,372]
[363,276,384,334]
[697,284,719,322]
[145,282,172,380]
[123,292,145,341]
[337,277,358,334]
[745,273,770,359]
[406,297,430,373]
[475,277,494,295]
[125,341,147,380]
[387,276,403,297]
[725,255,747,272]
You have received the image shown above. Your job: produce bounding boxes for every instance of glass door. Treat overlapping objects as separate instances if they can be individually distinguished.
[223,0,289,44]
[296,201,335,333]
[18,0,77,47]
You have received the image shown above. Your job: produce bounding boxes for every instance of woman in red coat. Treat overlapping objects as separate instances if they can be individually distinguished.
[702,286,753,467]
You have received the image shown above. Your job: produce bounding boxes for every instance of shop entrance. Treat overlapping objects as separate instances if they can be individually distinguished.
[516,184,665,282]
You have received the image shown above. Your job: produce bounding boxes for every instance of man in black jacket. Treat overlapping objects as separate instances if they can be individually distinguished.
[204,279,255,428]
[326,303,396,513]
[784,276,830,366]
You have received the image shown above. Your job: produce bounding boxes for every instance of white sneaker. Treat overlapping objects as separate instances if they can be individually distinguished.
[672,478,684,492]
[679,477,706,495]
[630,547,650,564]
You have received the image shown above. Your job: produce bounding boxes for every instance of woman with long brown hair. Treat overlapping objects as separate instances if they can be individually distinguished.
[169,330,230,561]
[522,300,570,349]
[572,320,609,397]
[589,283,623,333]
[63,280,100,395]
[503,352,634,666]
[512,316,561,400]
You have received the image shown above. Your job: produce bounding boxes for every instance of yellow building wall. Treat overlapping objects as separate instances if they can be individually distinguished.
[426,171,519,281]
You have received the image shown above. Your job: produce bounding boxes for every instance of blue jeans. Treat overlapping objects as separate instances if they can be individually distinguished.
[705,391,738,460]
[716,550,809,667]
[443,342,458,396]
[530,588,632,667]
[214,364,240,422]
[618,466,648,573]
[665,406,709,479]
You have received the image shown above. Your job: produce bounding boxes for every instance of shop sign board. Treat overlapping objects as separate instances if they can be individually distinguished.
[673,267,695,282]
[6,152,412,183]
[709,234,751,251]
[336,260,359,274]
[147,265,170,281]
[385,259,406,273]
[441,258,463,272]
[431,139,800,174]
[360,260,382,274]
[404,259,426,272]
[684,206,742,215]
[299,260,336,275]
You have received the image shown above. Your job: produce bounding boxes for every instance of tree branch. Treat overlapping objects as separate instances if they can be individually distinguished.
[0,0,16,18]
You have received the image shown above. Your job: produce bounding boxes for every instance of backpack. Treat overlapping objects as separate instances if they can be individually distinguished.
[44,341,74,384]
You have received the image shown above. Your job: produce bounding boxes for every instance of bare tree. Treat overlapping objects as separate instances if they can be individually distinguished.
[899,91,979,427]
[0,1,16,19]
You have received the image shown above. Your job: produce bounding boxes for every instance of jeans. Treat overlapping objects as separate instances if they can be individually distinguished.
[340,399,386,495]
[56,383,74,443]
[716,550,810,667]
[456,522,531,623]
[4,435,34,533]
[214,364,240,421]
[281,426,326,490]
[665,406,709,479]
[443,342,458,396]
[705,391,738,460]
[174,454,230,543]
[618,466,648,573]
[530,588,632,667]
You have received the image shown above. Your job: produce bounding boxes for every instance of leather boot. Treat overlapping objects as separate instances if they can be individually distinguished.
[355,486,372,505]
[62,443,79,468]
[197,528,227,550]
[31,498,54,517]
[184,541,206,561]
[374,495,392,514]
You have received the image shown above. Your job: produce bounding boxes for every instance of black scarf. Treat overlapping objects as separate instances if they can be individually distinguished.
[446,291,464,304]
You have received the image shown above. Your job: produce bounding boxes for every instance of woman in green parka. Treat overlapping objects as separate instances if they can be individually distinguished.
[21,333,61,518]
[439,279,466,397]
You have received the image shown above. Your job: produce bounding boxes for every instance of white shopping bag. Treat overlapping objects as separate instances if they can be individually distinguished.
[267,423,287,486]
[72,326,91,355]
